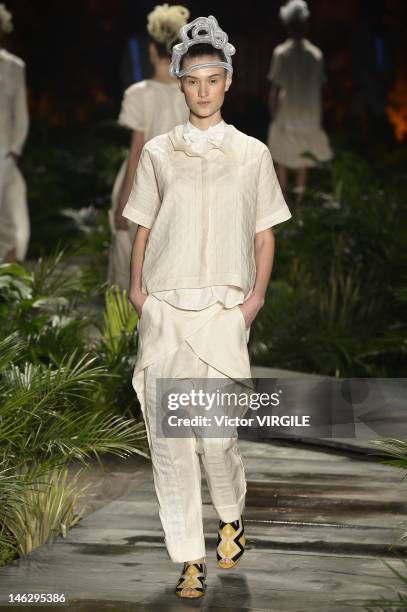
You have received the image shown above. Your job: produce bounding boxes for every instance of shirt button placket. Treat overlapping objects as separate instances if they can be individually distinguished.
[200,154,210,285]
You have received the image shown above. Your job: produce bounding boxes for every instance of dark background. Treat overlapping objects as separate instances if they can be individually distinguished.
[3,0,406,144]
[1,1,406,379]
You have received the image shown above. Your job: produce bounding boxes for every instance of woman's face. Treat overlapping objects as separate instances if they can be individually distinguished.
[179,54,231,119]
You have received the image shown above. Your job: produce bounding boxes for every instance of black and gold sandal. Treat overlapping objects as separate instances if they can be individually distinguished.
[216,515,246,569]
[175,560,207,598]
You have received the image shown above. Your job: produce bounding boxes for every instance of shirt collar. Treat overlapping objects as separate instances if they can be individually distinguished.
[169,122,237,159]
[183,119,226,137]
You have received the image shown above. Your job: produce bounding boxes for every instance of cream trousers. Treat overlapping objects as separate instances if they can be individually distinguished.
[133,295,252,562]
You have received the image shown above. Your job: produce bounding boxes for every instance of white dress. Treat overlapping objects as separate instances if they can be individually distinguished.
[0,49,30,261]
[107,79,189,290]
[266,38,332,169]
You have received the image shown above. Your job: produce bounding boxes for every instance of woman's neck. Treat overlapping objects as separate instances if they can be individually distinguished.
[188,112,223,131]
[151,61,176,84]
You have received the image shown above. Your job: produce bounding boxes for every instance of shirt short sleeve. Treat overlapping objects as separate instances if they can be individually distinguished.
[118,82,145,132]
[256,147,292,233]
[122,147,161,229]
[267,49,284,87]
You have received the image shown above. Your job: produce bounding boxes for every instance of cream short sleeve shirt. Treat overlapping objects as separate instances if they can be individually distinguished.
[123,122,292,296]
[152,120,246,310]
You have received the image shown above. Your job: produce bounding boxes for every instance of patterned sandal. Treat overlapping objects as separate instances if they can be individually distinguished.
[217,515,246,569]
[175,561,207,598]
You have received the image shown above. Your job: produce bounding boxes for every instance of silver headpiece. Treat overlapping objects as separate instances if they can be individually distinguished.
[279,0,310,24]
[169,15,236,78]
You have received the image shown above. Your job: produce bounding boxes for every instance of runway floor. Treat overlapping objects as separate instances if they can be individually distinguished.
[0,436,406,611]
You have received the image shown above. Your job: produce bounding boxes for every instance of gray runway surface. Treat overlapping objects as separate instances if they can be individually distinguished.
[0,438,406,611]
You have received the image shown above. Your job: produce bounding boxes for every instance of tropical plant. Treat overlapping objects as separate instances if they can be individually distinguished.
[0,256,90,366]
[0,343,148,467]
[364,558,407,611]
[60,206,112,292]
[3,466,89,557]
[95,285,140,418]
[0,325,148,564]
[369,439,407,544]
[361,437,407,610]
[372,439,407,473]
[23,120,127,259]
[250,148,407,377]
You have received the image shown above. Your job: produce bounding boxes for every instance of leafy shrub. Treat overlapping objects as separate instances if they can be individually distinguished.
[250,148,407,377]
[3,467,89,557]
[0,257,148,563]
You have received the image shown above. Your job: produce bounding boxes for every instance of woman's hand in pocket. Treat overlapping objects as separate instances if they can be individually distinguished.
[238,294,264,328]
[129,290,149,318]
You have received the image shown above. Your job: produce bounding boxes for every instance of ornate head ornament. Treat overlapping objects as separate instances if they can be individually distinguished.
[279,0,310,24]
[0,3,13,33]
[169,15,236,78]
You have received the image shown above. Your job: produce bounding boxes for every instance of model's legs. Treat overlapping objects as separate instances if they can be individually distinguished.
[135,301,250,594]
[196,368,246,523]
[294,167,307,204]
[142,343,207,564]
[199,434,246,523]
[185,305,250,568]
[194,359,247,568]
[185,307,249,526]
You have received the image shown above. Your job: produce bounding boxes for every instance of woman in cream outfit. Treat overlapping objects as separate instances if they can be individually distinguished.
[122,16,292,598]
[107,4,190,290]
[267,0,332,202]
[0,4,30,262]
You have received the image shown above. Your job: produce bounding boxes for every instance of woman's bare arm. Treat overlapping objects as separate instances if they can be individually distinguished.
[115,130,145,230]
[239,228,275,327]
[128,225,150,316]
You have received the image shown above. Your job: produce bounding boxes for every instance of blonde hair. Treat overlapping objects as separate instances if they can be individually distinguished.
[0,3,13,33]
[147,4,190,54]
[280,0,310,24]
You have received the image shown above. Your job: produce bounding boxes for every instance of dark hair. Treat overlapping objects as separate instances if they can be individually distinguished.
[179,42,226,71]
[148,36,179,59]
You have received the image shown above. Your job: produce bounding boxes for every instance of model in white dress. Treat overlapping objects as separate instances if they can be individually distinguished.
[107,4,190,291]
[0,20,30,262]
[267,0,332,202]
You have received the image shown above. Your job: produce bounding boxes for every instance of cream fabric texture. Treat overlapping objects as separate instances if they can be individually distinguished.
[0,49,28,155]
[182,118,226,154]
[108,79,189,289]
[133,295,252,561]
[151,119,246,310]
[123,123,292,296]
[0,154,15,259]
[152,285,246,310]
[118,79,189,141]
[0,49,30,261]
[267,38,332,169]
